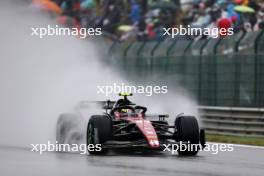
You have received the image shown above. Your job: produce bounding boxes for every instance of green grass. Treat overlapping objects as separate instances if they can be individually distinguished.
[206,133,264,146]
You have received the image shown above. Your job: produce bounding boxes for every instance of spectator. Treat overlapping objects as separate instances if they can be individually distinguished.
[37,0,264,41]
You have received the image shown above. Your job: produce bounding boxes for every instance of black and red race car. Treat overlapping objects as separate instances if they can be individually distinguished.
[56,93,205,156]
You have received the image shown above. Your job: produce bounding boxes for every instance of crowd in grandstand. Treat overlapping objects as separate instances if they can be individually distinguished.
[33,0,264,41]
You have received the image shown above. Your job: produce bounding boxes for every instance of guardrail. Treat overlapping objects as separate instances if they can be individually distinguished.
[199,106,264,137]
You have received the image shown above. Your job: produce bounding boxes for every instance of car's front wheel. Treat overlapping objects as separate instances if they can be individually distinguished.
[175,116,200,156]
[87,115,112,155]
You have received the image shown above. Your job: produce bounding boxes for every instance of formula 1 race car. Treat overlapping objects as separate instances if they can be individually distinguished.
[56,93,205,156]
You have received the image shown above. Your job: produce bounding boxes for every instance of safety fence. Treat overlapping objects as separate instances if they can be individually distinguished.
[199,106,264,137]
[108,30,264,108]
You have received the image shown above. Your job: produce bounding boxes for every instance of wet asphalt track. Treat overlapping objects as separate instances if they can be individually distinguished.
[1,1,263,176]
[1,145,263,176]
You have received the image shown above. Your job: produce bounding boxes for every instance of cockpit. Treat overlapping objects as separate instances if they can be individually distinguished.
[111,105,147,119]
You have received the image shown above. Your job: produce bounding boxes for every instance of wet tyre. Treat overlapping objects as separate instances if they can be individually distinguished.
[86,115,112,155]
[175,116,200,156]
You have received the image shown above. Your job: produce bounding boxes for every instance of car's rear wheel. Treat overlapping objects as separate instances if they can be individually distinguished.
[175,116,200,156]
[87,115,112,155]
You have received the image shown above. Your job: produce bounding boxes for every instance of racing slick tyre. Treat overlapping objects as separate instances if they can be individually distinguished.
[175,116,200,156]
[56,113,83,145]
[86,115,112,155]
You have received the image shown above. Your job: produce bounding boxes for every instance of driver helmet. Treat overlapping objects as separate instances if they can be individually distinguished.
[114,98,133,108]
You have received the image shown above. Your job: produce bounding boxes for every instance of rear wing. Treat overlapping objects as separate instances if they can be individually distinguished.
[77,100,116,110]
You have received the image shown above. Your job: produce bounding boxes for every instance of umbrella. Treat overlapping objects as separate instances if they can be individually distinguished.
[217,0,227,5]
[32,0,63,14]
[118,25,134,32]
[234,5,255,13]
[234,0,243,4]
[57,16,77,27]
[81,0,95,10]
[149,1,178,10]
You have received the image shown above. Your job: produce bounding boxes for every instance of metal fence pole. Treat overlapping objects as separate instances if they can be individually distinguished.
[124,42,134,57]
[137,42,146,57]
[254,30,264,107]
[150,42,162,75]
[166,40,177,57]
